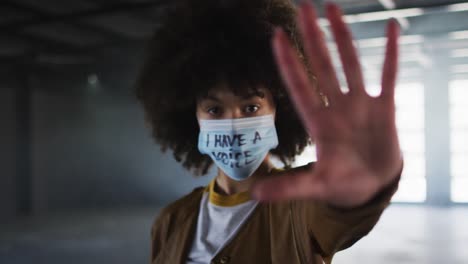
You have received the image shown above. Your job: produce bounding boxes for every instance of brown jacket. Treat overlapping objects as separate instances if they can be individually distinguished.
[150,175,399,264]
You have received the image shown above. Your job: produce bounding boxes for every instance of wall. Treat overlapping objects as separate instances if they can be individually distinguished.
[0,64,213,219]
[29,66,212,212]
[0,81,17,219]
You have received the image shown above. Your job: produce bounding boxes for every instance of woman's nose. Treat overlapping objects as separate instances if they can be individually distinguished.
[224,108,245,119]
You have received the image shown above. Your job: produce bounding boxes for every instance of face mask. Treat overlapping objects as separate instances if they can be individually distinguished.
[198,115,278,181]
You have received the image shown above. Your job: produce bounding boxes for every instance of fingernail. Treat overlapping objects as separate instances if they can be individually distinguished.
[325,2,341,15]
[299,0,314,16]
[389,18,399,26]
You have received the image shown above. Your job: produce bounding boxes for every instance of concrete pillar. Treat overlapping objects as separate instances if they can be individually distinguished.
[423,34,451,206]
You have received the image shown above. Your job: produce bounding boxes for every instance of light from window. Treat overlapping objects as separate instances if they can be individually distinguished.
[450,79,468,203]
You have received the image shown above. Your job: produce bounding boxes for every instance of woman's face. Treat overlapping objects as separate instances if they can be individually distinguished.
[196,85,276,121]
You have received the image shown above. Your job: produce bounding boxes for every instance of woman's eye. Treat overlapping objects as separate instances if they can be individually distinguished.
[207,106,221,115]
[245,105,260,113]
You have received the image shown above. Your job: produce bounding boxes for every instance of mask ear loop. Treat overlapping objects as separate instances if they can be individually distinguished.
[311,75,330,108]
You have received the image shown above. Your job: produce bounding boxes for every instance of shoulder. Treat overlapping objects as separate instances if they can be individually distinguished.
[151,186,205,233]
[160,186,205,217]
[150,186,205,261]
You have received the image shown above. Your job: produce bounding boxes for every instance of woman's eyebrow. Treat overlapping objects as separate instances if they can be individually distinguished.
[202,95,221,102]
[242,91,265,99]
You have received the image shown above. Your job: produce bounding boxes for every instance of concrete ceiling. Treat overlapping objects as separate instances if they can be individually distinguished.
[1,0,468,82]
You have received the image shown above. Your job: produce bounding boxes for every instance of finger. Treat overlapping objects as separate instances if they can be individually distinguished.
[380,19,400,102]
[272,28,323,124]
[326,3,365,96]
[251,167,326,201]
[298,2,342,102]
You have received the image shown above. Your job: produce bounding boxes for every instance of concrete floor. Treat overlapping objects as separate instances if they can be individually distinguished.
[1,205,468,264]
[333,205,468,264]
[0,208,155,264]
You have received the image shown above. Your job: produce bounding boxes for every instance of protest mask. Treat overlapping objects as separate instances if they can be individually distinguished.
[198,115,278,181]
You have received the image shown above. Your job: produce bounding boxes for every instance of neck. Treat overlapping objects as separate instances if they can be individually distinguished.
[214,155,274,196]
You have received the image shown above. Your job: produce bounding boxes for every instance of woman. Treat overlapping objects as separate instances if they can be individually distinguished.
[136,0,403,263]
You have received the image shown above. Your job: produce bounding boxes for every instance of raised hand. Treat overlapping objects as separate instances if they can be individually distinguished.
[252,2,403,208]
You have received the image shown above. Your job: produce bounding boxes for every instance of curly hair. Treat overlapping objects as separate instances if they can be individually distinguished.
[135,0,312,176]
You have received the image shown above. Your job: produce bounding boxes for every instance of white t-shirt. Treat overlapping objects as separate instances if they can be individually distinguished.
[186,178,258,264]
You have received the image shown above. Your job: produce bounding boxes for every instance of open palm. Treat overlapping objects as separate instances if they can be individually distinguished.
[252,2,403,208]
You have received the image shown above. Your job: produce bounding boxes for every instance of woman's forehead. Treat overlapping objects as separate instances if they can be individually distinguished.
[199,84,267,101]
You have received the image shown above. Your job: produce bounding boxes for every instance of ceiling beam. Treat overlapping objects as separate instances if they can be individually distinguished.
[316,0,468,15]
[0,1,160,29]
[0,1,158,43]
[344,9,468,39]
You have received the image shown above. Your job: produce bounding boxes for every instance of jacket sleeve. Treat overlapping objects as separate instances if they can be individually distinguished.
[296,165,402,263]
[150,211,170,264]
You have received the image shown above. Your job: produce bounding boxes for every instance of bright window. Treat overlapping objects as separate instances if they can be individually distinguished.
[392,83,426,202]
[450,79,468,203]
